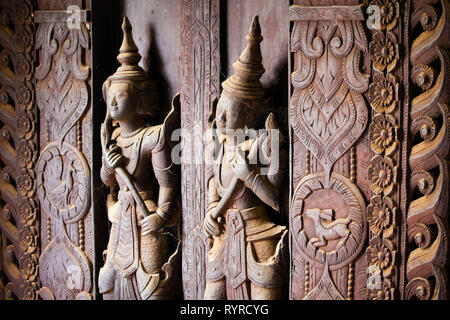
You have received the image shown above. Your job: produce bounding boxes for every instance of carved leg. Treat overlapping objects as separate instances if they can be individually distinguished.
[336,232,350,250]
[204,279,226,299]
[250,283,283,300]
[98,222,118,294]
[204,235,226,299]
[249,238,284,300]
[311,235,327,248]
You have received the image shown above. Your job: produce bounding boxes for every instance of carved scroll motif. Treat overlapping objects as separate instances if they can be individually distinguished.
[406,0,449,300]
[0,0,39,300]
[180,0,220,300]
[35,9,93,300]
[289,0,370,300]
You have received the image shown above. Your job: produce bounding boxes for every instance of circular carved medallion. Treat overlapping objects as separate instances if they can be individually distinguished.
[291,172,367,270]
[37,142,90,224]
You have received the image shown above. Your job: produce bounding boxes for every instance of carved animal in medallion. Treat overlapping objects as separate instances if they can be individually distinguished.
[305,208,351,250]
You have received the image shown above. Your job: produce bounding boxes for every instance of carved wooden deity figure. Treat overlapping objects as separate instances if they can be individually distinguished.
[203,16,288,300]
[98,17,180,300]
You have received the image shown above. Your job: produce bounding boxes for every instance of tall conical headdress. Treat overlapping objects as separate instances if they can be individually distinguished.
[222,15,265,100]
[109,17,150,81]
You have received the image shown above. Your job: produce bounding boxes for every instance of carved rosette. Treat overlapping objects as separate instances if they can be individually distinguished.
[34,9,93,300]
[289,0,370,300]
[366,0,403,300]
[180,0,220,300]
[0,0,39,300]
[405,0,449,300]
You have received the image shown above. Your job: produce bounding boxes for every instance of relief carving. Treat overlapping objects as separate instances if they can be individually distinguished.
[0,0,39,300]
[98,17,181,300]
[406,0,449,300]
[289,0,370,300]
[202,16,288,300]
[180,0,220,300]
[34,8,93,300]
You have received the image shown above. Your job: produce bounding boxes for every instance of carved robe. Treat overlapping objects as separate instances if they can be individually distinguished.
[206,134,288,299]
[99,124,180,300]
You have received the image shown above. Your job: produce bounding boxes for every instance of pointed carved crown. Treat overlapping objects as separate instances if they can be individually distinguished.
[222,15,265,100]
[109,17,150,81]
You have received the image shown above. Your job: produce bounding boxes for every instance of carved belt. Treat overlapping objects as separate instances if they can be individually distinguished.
[118,190,154,201]
[232,206,266,221]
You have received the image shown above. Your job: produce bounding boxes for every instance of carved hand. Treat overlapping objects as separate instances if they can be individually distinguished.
[231,148,252,181]
[203,209,222,237]
[104,145,127,170]
[139,213,165,236]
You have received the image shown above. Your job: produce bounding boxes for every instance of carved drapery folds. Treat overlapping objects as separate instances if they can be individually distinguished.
[0,0,38,300]
[289,0,371,300]
[34,9,93,300]
[406,0,449,300]
[180,0,220,300]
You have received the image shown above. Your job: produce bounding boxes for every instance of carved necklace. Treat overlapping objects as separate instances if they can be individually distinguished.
[120,127,145,139]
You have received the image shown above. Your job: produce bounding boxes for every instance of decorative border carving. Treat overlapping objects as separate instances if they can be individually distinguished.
[365,0,405,300]
[180,0,220,300]
[0,0,39,300]
[289,4,365,21]
[405,0,449,300]
[35,9,93,300]
[289,0,370,300]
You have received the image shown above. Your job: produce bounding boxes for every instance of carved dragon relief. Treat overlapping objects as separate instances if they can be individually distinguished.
[0,0,39,300]
[406,0,449,300]
[34,9,93,300]
[289,0,370,300]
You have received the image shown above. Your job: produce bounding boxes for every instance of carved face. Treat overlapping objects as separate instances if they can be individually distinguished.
[106,81,136,121]
[215,93,248,134]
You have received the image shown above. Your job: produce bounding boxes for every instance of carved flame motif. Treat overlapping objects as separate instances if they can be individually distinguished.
[180,0,220,300]
[290,13,369,183]
[39,233,91,300]
[35,22,90,140]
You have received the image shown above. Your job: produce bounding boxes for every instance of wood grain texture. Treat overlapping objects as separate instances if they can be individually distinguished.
[35,1,94,300]
[180,0,220,300]
[289,0,371,300]
[405,0,449,300]
[0,0,39,300]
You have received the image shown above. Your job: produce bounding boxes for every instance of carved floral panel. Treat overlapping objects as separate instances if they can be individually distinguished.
[289,0,373,300]
[34,6,94,300]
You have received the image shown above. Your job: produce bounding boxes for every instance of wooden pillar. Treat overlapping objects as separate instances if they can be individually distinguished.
[180,0,220,300]
[34,0,95,300]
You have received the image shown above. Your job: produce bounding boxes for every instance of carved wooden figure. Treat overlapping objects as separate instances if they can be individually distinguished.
[203,16,288,300]
[98,17,181,300]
